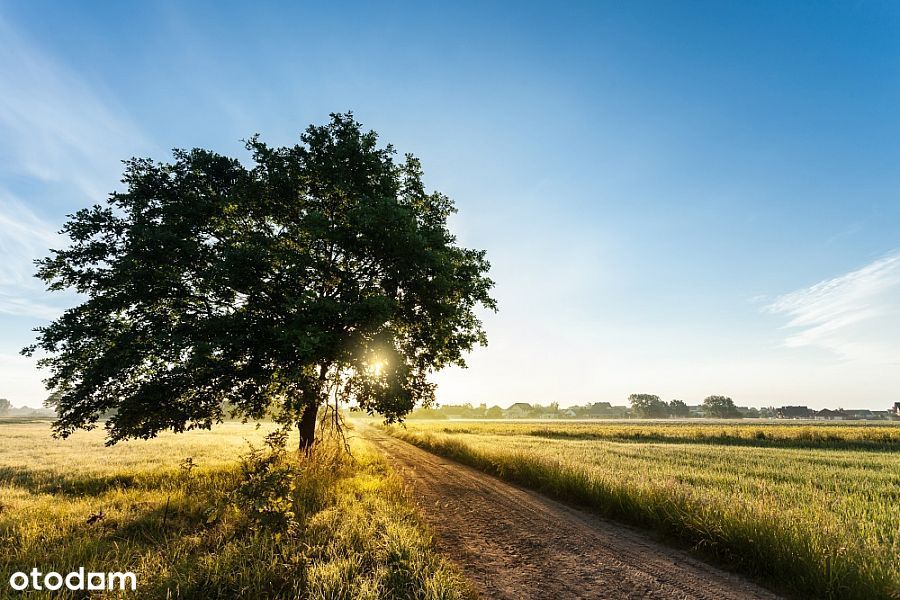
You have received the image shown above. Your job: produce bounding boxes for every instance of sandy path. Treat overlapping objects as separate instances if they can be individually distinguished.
[359,424,781,600]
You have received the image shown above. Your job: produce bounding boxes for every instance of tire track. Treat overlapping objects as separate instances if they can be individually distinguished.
[359,424,781,600]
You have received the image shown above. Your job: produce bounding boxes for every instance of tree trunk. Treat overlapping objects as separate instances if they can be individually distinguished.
[298,402,319,452]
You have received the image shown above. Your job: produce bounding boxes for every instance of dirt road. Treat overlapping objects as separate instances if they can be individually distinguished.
[359,425,781,600]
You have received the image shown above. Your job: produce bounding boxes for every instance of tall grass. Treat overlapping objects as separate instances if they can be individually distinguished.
[0,421,472,599]
[384,420,900,600]
[426,420,900,450]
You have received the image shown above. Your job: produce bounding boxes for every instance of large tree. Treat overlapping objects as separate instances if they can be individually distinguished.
[628,393,669,418]
[669,399,690,418]
[24,113,496,449]
[703,395,741,419]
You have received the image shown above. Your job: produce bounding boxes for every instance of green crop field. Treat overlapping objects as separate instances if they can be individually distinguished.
[382,419,900,599]
[0,418,471,599]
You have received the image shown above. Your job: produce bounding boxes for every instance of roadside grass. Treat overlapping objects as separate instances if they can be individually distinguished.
[425,420,900,451]
[0,420,472,599]
[382,420,900,600]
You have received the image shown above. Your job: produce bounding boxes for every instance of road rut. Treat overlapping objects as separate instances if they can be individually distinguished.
[359,424,781,600]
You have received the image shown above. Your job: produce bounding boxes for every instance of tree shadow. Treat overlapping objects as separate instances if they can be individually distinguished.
[2,465,240,566]
[0,466,139,496]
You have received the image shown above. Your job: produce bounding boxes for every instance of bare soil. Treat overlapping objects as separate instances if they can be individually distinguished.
[359,424,782,600]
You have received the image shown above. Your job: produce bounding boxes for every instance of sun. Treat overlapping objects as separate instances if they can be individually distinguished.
[367,359,387,377]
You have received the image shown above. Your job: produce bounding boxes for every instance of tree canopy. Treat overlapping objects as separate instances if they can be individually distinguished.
[703,395,741,418]
[669,399,690,418]
[628,393,669,418]
[24,113,496,447]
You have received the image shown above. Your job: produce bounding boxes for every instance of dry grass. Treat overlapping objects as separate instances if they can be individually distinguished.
[384,419,900,600]
[0,418,472,599]
[423,419,900,449]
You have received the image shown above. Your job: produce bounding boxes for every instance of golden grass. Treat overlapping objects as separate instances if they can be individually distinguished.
[384,419,900,599]
[0,419,472,599]
[422,419,900,449]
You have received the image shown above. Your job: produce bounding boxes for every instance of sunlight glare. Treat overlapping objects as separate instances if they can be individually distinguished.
[367,358,387,377]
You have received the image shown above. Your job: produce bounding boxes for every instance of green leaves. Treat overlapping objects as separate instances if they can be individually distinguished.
[628,394,670,418]
[26,112,495,444]
[702,395,741,418]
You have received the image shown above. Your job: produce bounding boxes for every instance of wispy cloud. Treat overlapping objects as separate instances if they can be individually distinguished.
[0,19,148,321]
[0,18,148,199]
[766,252,900,364]
[0,193,70,319]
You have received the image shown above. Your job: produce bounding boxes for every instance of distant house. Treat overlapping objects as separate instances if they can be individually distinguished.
[504,402,533,419]
[892,402,900,418]
[583,402,612,418]
[844,409,875,420]
[775,406,812,419]
[813,408,847,421]
[688,405,705,417]
[561,408,578,418]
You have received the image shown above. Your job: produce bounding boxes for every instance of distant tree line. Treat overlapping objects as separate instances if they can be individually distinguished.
[628,394,743,418]
[402,395,780,420]
[0,398,55,418]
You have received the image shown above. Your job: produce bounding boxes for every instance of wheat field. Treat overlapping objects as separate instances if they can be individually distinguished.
[0,418,471,599]
[383,419,900,599]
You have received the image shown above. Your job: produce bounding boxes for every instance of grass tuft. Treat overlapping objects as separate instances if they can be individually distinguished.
[384,420,900,600]
[0,421,472,599]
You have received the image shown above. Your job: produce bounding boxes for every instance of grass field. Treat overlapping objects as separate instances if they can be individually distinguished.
[0,418,471,599]
[382,419,900,599]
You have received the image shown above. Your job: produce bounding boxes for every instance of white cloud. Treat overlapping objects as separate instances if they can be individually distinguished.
[766,252,900,364]
[0,18,150,404]
[0,193,71,319]
[0,19,149,199]
[0,18,151,321]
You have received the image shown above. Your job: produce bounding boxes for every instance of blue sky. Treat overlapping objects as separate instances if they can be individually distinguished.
[1,1,899,410]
